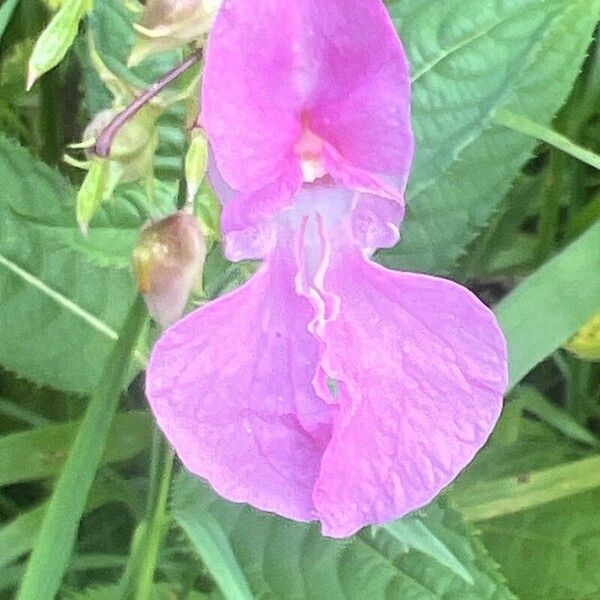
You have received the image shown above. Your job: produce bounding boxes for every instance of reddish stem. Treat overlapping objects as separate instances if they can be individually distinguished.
[94,48,203,158]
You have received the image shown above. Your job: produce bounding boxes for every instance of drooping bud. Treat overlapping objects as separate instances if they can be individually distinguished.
[129,0,223,66]
[565,312,600,362]
[133,212,206,328]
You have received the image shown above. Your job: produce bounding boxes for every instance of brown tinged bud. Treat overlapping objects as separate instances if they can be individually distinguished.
[129,0,223,66]
[133,212,206,328]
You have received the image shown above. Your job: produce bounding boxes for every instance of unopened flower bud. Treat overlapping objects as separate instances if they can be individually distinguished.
[184,127,209,204]
[75,108,158,231]
[129,0,223,66]
[84,108,158,181]
[133,212,206,328]
[565,312,600,362]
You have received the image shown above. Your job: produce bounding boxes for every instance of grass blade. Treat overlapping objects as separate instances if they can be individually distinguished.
[16,297,147,600]
[495,221,600,387]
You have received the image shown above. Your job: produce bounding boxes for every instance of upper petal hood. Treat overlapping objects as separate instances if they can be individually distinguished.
[202,0,413,194]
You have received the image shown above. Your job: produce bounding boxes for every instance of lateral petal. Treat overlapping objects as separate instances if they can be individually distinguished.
[313,251,508,537]
[146,237,331,521]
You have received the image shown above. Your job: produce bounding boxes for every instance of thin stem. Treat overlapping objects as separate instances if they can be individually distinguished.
[118,432,175,600]
[496,108,600,171]
[134,440,174,600]
[95,49,203,158]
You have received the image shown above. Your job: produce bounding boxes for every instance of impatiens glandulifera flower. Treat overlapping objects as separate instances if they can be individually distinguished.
[129,0,223,66]
[146,0,509,537]
[134,212,206,328]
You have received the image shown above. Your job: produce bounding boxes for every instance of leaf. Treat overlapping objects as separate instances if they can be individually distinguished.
[0,474,141,570]
[172,498,254,600]
[62,583,208,600]
[27,0,90,89]
[380,0,600,274]
[0,0,20,43]
[496,108,600,170]
[0,411,152,487]
[452,453,600,522]
[517,385,599,447]
[480,487,600,600]
[494,221,600,387]
[16,298,147,600]
[383,517,474,584]
[453,416,600,600]
[172,472,514,599]
[0,136,145,392]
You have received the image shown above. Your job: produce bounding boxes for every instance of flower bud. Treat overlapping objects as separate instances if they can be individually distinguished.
[129,0,223,66]
[565,312,600,362]
[75,108,158,231]
[133,212,206,328]
[84,108,158,180]
[184,126,209,204]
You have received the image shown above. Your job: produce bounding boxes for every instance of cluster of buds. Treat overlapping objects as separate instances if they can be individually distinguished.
[129,0,223,65]
[67,3,221,325]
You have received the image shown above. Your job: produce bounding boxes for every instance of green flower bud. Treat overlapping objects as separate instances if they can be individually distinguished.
[75,108,158,231]
[133,212,206,328]
[184,127,209,204]
[129,0,222,66]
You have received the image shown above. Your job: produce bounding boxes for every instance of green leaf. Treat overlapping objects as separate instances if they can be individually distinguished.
[62,583,208,600]
[480,487,600,600]
[0,0,20,43]
[172,494,254,600]
[0,136,147,393]
[452,453,600,522]
[496,108,600,171]
[495,221,600,387]
[0,474,141,570]
[172,472,514,599]
[517,385,599,447]
[27,0,90,89]
[381,0,600,274]
[384,517,474,584]
[16,298,147,600]
[455,418,600,600]
[0,411,152,487]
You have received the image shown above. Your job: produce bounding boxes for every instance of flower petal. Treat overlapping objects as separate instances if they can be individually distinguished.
[312,251,508,537]
[146,237,332,521]
[202,0,413,192]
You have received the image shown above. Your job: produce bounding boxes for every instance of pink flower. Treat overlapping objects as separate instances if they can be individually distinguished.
[146,0,508,537]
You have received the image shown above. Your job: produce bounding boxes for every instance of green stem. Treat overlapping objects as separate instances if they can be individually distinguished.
[135,439,174,600]
[536,149,566,260]
[495,108,600,171]
[119,432,175,600]
[17,297,147,600]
